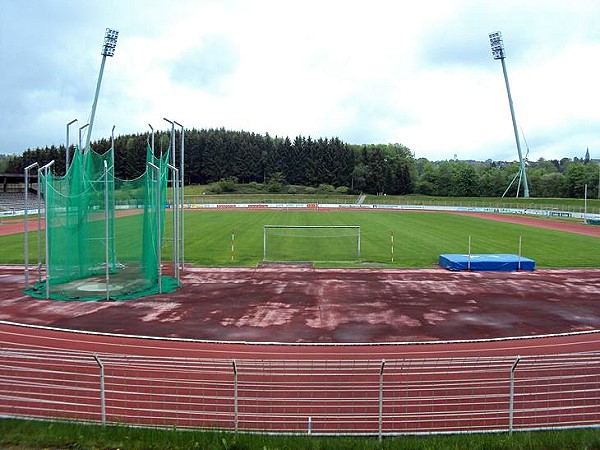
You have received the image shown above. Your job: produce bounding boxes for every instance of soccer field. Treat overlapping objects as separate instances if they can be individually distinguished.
[170,210,599,268]
[1,209,598,267]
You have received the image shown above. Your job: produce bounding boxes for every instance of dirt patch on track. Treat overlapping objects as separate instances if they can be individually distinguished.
[1,266,598,343]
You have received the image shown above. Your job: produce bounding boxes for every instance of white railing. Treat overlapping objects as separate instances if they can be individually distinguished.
[0,347,598,435]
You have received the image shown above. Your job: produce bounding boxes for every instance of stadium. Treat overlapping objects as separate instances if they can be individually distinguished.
[0,191,599,436]
[1,24,599,447]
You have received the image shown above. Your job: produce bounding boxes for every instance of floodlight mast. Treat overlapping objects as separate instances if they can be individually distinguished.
[85,28,119,152]
[489,31,529,198]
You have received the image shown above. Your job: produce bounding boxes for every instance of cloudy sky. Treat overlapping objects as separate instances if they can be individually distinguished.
[1,0,599,162]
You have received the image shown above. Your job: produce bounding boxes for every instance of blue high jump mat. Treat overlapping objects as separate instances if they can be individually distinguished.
[439,254,535,272]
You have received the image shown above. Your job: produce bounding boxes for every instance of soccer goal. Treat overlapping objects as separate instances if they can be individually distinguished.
[263,225,361,263]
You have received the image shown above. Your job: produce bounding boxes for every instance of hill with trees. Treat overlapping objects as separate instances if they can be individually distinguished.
[2,128,598,198]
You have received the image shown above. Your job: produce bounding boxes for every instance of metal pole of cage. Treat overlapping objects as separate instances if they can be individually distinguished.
[104,160,110,301]
[24,162,38,289]
[39,160,55,299]
[110,128,116,266]
[148,162,162,293]
[66,119,77,171]
[174,121,185,272]
[37,167,42,283]
[148,124,155,155]
[167,164,179,281]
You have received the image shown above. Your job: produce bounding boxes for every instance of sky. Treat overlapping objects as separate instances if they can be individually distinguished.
[1,0,600,162]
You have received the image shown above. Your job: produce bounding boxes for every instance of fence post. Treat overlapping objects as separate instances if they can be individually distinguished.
[93,354,106,426]
[378,359,386,442]
[232,359,238,433]
[509,356,520,433]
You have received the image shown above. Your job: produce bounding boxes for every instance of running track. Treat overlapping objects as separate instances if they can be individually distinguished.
[1,321,598,434]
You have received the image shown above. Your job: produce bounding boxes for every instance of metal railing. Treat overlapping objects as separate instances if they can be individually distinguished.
[0,348,598,435]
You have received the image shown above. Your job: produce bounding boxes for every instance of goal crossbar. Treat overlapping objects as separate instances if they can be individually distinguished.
[263,225,360,228]
[263,225,361,262]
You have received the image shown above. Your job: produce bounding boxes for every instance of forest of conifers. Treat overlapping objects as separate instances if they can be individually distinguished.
[2,127,598,198]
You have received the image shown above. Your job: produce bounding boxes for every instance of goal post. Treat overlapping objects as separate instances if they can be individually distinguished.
[263,225,361,263]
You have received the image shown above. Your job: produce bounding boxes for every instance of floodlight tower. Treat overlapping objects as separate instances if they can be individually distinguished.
[489,31,529,197]
[84,28,119,151]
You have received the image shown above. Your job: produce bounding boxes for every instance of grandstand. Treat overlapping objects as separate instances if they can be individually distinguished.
[0,193,27,212]
[0,173,33,212]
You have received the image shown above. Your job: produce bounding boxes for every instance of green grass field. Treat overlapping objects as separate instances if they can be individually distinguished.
[3,209,598,268]
[1,418,599,450]
[174,210,600,268]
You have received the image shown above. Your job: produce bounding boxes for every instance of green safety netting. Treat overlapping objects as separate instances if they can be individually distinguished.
[25,145,179,301]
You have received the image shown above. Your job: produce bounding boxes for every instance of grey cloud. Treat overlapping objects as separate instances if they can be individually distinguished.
[170,35,239,93]
[525,120,600,157]
[416,1,596,70]
[337,80,414,145]
[417,26,537,71]
[419,24,492,69]
[0,0,109,152]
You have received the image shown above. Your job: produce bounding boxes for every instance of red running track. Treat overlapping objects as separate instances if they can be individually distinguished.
[0,321,598,434]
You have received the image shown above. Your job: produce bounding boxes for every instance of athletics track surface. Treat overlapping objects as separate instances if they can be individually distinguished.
[0,209,598,433]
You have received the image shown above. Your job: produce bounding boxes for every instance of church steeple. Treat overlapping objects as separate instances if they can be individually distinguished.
[584,147,590,164]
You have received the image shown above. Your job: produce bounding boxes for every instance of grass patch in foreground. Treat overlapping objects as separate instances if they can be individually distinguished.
[1,419,599,450]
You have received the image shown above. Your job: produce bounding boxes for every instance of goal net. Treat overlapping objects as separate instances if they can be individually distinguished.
[263,225,361,263]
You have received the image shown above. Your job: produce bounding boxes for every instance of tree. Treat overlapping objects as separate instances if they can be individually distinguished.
[351,162,368,193]
[478,165,505,197]
[451,163,479,197]
[365,147,388,194]
[565,163,587,198]
[267,172,286,192]
[0,155,12,172]
[434,162,454,196]
[536,172,566,198]
[414,160,437,195]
